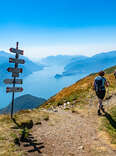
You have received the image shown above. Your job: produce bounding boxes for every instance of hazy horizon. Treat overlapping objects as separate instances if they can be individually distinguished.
[1,49,116,61]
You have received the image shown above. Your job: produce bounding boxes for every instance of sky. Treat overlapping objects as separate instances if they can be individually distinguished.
[0,0,116,60]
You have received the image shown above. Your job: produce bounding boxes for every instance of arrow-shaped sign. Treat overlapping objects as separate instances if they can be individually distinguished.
[9,48,24,55]
[12,72,19,77]
[9,58,25,64]
[7,67,23,73]
[6,87,23,93]
[4,79,23,84]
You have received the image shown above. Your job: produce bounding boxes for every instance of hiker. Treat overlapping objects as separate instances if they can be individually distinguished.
[93,71,109,115]
[114,70,116,79]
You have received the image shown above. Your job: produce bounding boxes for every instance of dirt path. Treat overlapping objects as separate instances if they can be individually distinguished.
[21,96,116,156]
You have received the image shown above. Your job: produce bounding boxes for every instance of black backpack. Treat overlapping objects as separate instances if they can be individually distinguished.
[94,78,104,92]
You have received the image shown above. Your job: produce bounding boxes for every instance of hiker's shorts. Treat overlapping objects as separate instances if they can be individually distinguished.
[96,90,106,100]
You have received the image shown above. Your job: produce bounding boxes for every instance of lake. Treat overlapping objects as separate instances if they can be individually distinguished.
[0,65,87,109]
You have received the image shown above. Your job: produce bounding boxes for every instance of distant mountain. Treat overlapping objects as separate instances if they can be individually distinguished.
[55,51,116,78]
[0,94,46,114]
[39,55,88,66]
[0,51,44,85]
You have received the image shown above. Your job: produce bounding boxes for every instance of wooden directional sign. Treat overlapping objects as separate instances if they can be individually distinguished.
[7,67,23,73]
[9,48,24,55]
[6,87,23,93]
[12,72,19,77]
[9,58,25,64]
[4,79,23,84]
[6,42,25,119]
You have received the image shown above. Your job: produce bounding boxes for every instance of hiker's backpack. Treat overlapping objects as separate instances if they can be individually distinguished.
[114,72,116,78]
[94,76,106,92]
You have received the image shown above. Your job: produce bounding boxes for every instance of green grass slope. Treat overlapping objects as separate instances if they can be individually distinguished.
[43,65,116,109]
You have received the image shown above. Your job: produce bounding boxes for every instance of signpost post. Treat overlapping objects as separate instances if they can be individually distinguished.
[4,42,25,119]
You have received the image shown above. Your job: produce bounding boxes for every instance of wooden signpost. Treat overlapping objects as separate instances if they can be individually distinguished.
[6,87,23,93]
[4,79,23,84]
[9,48,24,55]
[7,67,23,73]
[9,58,25,64]
[4,42,25,119]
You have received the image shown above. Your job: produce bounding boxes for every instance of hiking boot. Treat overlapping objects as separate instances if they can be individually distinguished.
[97,109,102,116]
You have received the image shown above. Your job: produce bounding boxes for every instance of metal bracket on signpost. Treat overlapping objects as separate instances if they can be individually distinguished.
[4,42,25,119]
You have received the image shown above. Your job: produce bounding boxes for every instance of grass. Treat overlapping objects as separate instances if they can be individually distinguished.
[101,106,116,144]
[0,108,51,155]
[105,65,116,74]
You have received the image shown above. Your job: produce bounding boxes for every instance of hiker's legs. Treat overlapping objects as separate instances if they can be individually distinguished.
[96,91,106,115]
[98,98,105,113]
[97,98,102,115]
[98,98,103,109]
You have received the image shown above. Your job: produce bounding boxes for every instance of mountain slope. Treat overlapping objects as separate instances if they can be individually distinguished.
[44,65,116,108]
[0,51,44,85]
[39,55,88,66]
[0,94,46,114]
[56,51,116,78]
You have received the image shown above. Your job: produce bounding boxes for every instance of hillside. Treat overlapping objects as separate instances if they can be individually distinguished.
[55,51,116,78]
[39,55,87,66]
[0,65,116,155]
[44,65,116,109]
[0,51,44,85]
[0,94,46,114]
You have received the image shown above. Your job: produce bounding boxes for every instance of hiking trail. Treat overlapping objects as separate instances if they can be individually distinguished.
[20,95,116,156]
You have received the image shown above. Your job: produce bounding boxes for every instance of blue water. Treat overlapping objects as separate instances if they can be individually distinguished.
[0,66,87,109]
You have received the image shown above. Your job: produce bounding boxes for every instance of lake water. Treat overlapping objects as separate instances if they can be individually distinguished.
[0,65,87,109]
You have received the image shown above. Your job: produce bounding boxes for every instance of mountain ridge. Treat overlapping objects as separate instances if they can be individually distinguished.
[0,51,44,85]
[39,54,88,66]
[55,51,116,78]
